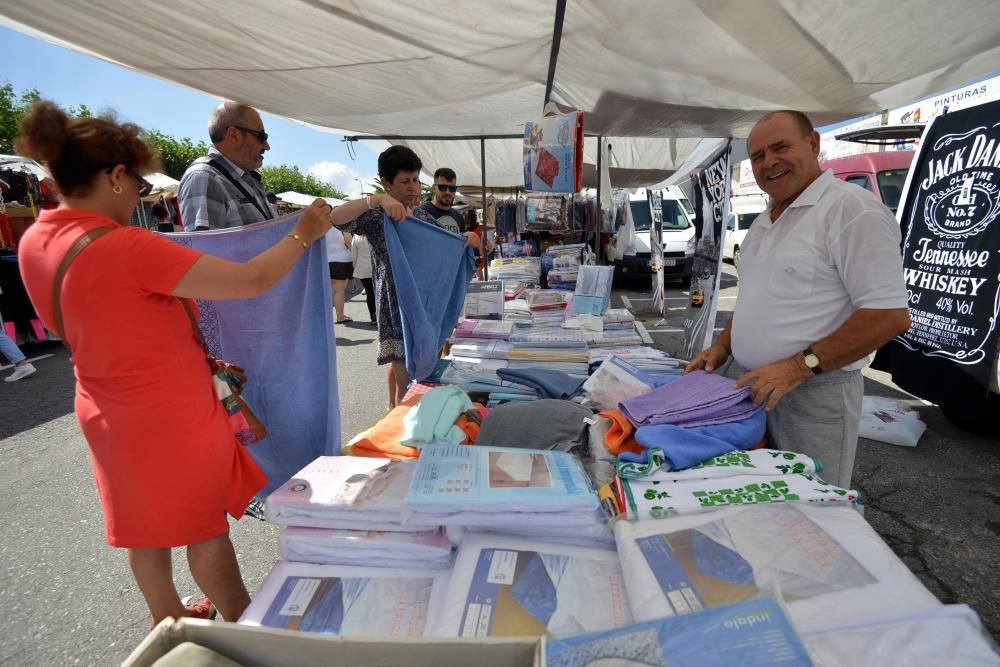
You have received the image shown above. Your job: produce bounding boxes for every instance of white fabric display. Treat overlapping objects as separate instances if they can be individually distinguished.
[279,526,454,569]
[584,415,616,489]
[266,457,424,531]
[859,396,928,448]
[433,533,631,639]
[403,445,600,527]
[616,472,857,520]
[625,449,820,483]
[802,605,1000,666]
[240,561,450,637]
[614,504,941,632]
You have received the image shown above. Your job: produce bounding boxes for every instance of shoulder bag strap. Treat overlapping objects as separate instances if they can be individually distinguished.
[51,226,115,348]
[206,159,273,221]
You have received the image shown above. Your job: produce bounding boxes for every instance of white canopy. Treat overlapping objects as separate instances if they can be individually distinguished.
[275,191,346,208]
[2,1,997,187]
[145,171,180,194]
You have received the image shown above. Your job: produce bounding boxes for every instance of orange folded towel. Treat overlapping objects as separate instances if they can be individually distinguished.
[598,409,645,456]
[347,395,486,459]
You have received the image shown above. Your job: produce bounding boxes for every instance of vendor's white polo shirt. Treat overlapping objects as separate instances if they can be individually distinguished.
[731,170,907,372]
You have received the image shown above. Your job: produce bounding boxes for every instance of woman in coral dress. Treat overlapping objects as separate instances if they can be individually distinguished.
[14,102,404,626]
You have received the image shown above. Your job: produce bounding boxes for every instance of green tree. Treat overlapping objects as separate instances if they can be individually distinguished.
[0,82,42,153]
[260,164,346,199]
[146,130,210,180]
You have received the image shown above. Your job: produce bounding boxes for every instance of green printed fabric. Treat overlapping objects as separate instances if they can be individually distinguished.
[619,473,857,520]
[616,449,820,482]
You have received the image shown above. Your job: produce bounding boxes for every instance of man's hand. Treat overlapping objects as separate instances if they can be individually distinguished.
[377,194,407,222]
[463,231,483,251]
[685,343,730,374]
[735,355,812,411]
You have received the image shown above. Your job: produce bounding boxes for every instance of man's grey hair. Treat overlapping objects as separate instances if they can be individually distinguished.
[756,110,815,137]
[208,102,254,144]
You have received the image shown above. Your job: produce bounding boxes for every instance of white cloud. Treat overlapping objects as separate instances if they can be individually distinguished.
[307,161,375,200]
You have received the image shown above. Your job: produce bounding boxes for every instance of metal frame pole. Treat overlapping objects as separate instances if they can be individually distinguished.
[595,134,603,263]
[481,136,489,280]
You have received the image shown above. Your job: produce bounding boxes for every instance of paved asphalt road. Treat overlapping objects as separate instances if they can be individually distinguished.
[0,272,997,664]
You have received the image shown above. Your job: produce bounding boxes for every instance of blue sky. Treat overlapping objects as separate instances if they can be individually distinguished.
[0,25,380,198]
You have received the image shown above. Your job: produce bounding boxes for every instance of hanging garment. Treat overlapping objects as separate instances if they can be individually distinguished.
[619,370,760,428]
[168,213,339,495]
[382,214,476,381]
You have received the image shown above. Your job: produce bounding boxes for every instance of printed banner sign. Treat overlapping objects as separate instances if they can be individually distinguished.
[648,189,665,314]
[891,100,1000,394]
[684,142,732,359]
[523,111,584,193]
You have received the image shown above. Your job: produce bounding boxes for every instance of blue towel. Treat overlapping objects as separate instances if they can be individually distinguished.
[496,368,585,399]
[631,410,766,470]
[382,214,475,380]
[168,212,340,495]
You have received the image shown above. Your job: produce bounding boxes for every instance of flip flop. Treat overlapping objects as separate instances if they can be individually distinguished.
[335,317,353,324]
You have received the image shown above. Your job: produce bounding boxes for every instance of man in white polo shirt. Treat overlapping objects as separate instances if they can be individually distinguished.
[686,110,910,488]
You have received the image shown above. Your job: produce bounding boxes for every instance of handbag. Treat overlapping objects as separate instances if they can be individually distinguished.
[53,226,267,445]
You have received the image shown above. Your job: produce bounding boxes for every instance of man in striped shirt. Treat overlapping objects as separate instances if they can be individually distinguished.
[178,102,276,231]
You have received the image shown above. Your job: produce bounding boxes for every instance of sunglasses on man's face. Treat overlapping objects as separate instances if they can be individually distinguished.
[234,126,269,143]
[435,184,458,193]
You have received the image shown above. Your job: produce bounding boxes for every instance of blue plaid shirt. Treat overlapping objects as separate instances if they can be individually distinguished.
[178,148,275,231]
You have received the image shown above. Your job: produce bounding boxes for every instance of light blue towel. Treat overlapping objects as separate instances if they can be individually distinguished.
[401,385,473,447]
[168,212,340,495]
[382,214,475,380]
[630,410,767,470]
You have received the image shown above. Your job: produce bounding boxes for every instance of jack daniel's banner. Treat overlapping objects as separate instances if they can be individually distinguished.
[891,100,1000,398]
[683,141,731,359]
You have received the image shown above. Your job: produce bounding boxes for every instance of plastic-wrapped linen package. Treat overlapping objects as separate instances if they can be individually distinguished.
[265,457,423,531]
[580,355,656,412]
[802,604,999,666]
[403,445,600,528]
[614,504,941,632]
[433,533,631,639]
[859,396,928,447]
[279,526,454,569]
[240,561,450,637]
[546,597,814,667]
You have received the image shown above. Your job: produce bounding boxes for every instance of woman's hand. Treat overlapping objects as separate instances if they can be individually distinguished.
[463,231,483,251]
[377,195,408,223]
[297,199,334,243]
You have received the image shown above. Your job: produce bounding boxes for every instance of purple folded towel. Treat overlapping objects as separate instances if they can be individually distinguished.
[619,370,758,427]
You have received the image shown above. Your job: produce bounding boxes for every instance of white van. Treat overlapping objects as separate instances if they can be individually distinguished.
[615,187,697,284]
[723,194,768,270]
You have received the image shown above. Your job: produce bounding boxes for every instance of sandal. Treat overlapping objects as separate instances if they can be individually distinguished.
[335,317,353,324]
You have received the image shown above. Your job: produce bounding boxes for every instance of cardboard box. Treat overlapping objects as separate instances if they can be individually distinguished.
[124,618,542,667]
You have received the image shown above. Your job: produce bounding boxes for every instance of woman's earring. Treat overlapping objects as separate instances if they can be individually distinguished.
[112,185,124,195]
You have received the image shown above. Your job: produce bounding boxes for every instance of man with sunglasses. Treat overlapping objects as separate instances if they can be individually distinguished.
[416,167,483,252]
[178,102,276,231]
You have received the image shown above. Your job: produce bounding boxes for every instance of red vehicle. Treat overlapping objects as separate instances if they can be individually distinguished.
[820,151,916,213]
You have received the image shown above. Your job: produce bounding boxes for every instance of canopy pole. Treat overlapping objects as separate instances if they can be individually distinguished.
[543,0,568,106]
[595,134,603,264]
[481,136,489,281]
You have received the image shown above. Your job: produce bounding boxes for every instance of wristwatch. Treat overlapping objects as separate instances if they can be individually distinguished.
[802,347,822,374]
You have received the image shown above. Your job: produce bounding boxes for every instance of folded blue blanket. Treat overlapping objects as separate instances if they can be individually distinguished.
[168,213,340,495]
[630,409,767,470]
[382,214,475,380]
[497,367,585,399]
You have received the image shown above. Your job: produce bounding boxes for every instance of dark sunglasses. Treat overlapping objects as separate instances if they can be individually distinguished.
[105,167,153,197]
[435,184,458,193]
[132,171,153,197]
[233,126,269,143]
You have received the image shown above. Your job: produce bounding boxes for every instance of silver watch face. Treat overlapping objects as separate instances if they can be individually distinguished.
[804,353,820,368]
